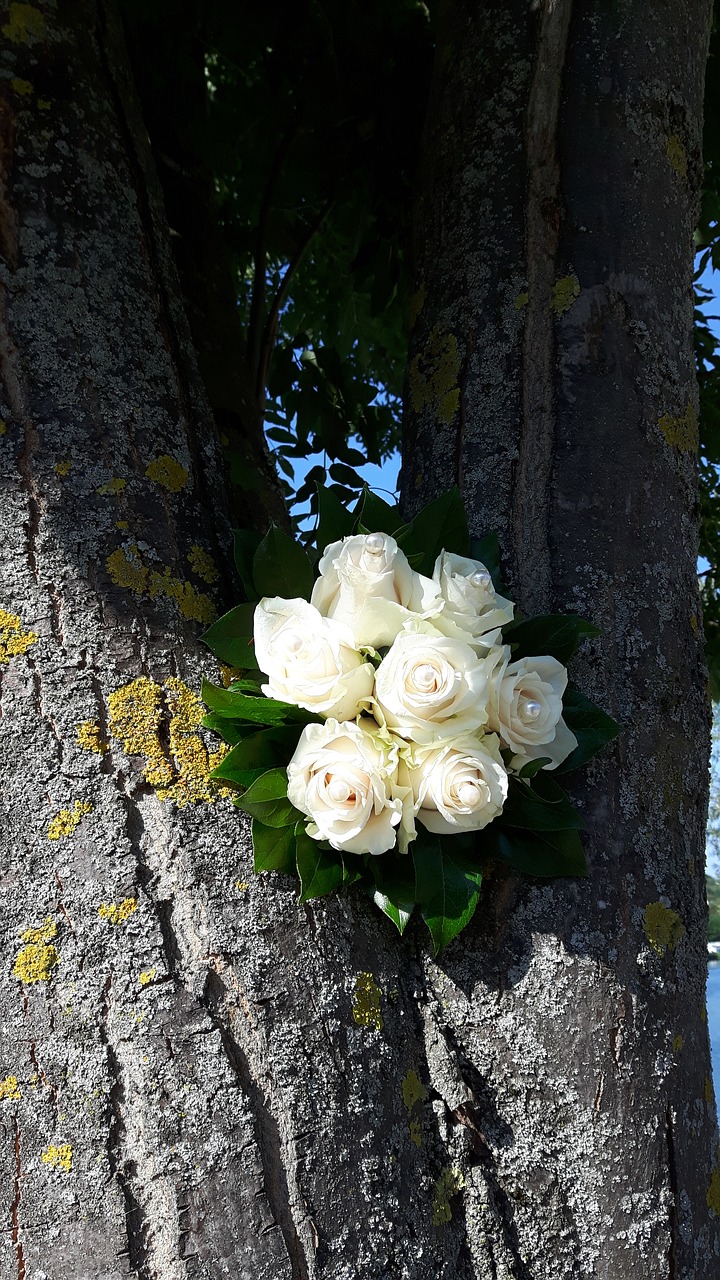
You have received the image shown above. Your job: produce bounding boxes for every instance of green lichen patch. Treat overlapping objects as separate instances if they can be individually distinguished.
[408,328,461,424]
[708,1166,720,1216]
[402,1068,427,1147]
[3,3,45,43]
[432,1166,465,1226]
[665,134,688,180]
[145,453,189,492]
[514,291,529,310]
[551,274,580,315]
[643,901,686,954]
[658,401,698,453]
[352,972,383,1031]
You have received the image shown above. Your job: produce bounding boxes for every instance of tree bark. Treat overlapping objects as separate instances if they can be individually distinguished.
[1,2,718,1280]
[402,1,720,1276]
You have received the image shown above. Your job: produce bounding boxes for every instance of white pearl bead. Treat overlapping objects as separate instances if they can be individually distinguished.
[365,532,385,554]
[286,634,303,654]
[414,663,437,690]
[327,777,351,804]
[458,781,478,807]
[523,699,542,719]
[470,570,491,588]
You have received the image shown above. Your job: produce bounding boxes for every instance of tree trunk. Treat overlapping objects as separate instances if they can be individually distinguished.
[1,3,718,1280]
[402,0,720,1276]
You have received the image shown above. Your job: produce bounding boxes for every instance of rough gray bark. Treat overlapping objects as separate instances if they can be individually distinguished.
[402,0,720,1277]
[1,4,718,1280]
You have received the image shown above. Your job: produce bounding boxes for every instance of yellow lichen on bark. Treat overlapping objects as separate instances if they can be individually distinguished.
[352,972,383,1031]
[432,1167,465,1226]
[408,328,461,424]
[41,1143,73,1173]
[108,676,231,805]
[96,477,127,495]
[643,901,686,954]
[11,77,33,95]
[402,1068,427,1148]
[139,968,156,986]
[0,1075,21,1101]
[21,918,57,944]
[3,3,45,43]
[551,273,580,315]
[666,134,688,180]
[658,402,698,453]
[98,897,138,926]
[145,453,189,492]
[13,942,59,984]
[188,544,219,584]
[76,720,109,754]
[0,607,38,663]
[47,800,93,840]
[106,544,216,623]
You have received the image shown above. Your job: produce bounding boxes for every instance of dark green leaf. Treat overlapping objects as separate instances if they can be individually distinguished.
[367,855,416,934]
[201,604,258,669]
[253,525,314,600]
[396,487,470,575]
[557,687,621,773]
[201,678,315,727]
[315,483,356,554]
[517,756,552,779]
[502,614,600,666]
[209,726,304,784]
[252,819,297,874]
[413,834,483,954]
[354,488,404,534]
[202,714,254,746]
[482,826,588,878]
[498,775,584,831]
[233,529,263,600]
[233,768,300,827]
[295,825,344,901]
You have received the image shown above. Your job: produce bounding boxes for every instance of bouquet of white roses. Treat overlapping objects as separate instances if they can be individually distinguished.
[202,488,618,951]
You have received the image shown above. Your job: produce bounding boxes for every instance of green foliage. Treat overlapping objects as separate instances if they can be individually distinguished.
[708,874,720,942]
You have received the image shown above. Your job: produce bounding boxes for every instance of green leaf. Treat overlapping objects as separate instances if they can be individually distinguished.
[233,529,263,600]
[498,775,584,831]
[233,768,300,827]
[517,756,552,779]
[209,726,304,785]
[354,488,404,534]
[557,687,621,773]
[201,678,315,727]
[202,714,254,746]
[469,534,502,590]
[253,525,314,600]
[502,614,599,666]
[252,819,297,874]
[413,834,483,955]
[201,604,258,668]
[482,826,588,878]
[314,484,356,556]
[396,487,470,575]
[367,855,416,934]
[295,825,344,901]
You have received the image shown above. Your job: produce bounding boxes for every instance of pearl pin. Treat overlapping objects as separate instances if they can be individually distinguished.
[470,570,492,589]
[523,699,542,719]
[365,532,385,554]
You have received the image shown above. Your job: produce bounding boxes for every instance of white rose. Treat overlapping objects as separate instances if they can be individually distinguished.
[254,598,374,720]
[311,532,441,648]
[486,647,577,770]
[408,733,508,835]
[287,719,405,855]
[373,628,489,743]
[431,551,514,649]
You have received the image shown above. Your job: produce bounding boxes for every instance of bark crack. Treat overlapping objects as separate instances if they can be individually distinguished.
[666,1104,678,1280]
[98,974,153,1278]
[201,967,311,1280]
[512,0,573,614]
[11,1117,25,1280]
